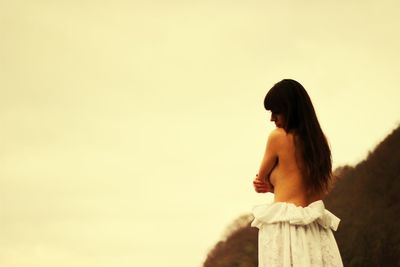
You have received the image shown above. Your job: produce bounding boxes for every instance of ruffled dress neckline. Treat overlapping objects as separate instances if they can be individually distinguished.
[251,193,340,231]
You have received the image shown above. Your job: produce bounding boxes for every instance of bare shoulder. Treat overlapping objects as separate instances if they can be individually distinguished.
[268,128,288,142]
[266,128,288,150]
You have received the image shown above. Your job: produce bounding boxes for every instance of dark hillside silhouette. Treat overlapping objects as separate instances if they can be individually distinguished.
[203,215,257,267]
[324,125,400,266]
[202,125,400,267]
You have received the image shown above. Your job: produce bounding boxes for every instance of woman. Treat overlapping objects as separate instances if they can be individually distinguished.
[251,79,343,267]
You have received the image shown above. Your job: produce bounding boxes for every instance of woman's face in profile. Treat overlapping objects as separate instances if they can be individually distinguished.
[270,111,285,128]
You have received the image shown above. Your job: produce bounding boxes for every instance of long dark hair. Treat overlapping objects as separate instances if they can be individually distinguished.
[264,79,332,194]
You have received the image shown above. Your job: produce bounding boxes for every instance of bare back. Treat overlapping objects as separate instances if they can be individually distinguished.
[268,129,323,207]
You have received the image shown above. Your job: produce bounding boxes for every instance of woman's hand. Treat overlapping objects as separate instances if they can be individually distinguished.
[253,174,272,193]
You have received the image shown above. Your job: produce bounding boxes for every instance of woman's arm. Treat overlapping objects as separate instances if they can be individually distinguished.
[257,129,281,182]
[252,129,281,193]
[253,174,273,193]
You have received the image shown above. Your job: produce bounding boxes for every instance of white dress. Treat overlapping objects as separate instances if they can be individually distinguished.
[251,193,343,267]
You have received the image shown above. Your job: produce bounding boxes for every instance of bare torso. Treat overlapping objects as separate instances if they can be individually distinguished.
[268,129,324,207]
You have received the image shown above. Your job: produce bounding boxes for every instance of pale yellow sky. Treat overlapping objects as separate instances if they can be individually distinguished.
[1,1,400,266]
